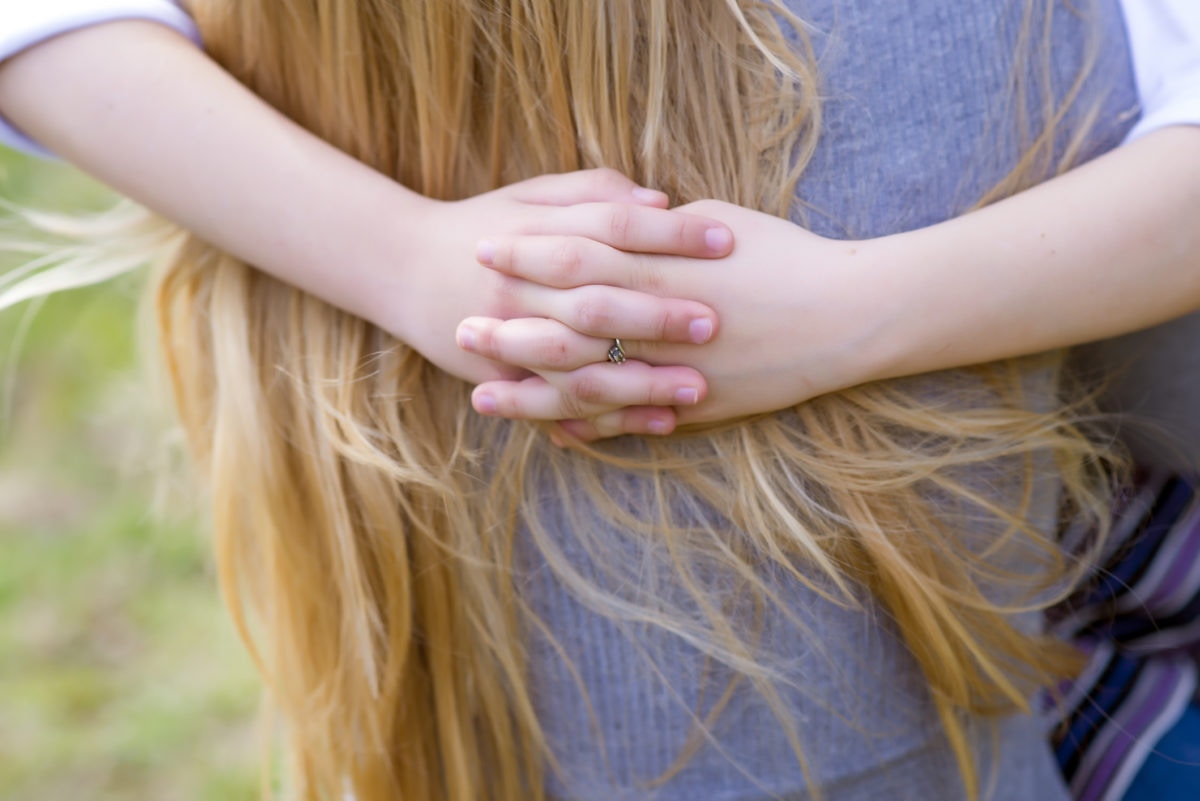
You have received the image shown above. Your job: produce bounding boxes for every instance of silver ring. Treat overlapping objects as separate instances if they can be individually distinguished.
[606,338,626,364]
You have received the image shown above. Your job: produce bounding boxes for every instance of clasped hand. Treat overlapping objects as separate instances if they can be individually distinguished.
[395,170,881,443]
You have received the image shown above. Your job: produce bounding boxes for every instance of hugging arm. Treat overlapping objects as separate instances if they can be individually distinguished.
[6,5,1197,443]
[466,0,1200,440]
[466,124,1200,439]
[0,17,730,434]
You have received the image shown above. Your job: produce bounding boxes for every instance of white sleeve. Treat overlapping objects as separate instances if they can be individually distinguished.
[0,1,200,158]
[1119,0,1200,142]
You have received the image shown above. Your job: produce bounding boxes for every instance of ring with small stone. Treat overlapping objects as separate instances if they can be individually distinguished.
[606,338,627,365]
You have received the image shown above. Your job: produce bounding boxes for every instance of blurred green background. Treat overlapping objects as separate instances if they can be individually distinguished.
[0,148,259,799]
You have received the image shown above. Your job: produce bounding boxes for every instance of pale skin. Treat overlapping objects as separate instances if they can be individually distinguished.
[2,22,1199,444]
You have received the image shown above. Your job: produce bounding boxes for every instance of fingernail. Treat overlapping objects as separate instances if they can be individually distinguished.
[631,187,668,204]
[647,418,671,435]
[689,318,714,344]
[704,227,732,253]
[476,240,496,266]
[675,388,699,405]
[475,392,497,414]
[457,327,477,350]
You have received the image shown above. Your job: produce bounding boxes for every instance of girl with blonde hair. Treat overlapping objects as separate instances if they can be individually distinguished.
[2,2,1199,800]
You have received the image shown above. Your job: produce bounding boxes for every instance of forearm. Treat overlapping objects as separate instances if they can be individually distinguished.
[866,126,1200,378]
[0,20,424,328]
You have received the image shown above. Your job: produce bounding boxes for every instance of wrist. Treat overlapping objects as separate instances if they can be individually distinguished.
[851,219,1042,383]
[863,225,984,382]
[814,233,918,393]
[344,185,444,343]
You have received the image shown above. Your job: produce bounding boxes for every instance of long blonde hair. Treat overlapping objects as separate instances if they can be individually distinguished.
[10,1,1123,799]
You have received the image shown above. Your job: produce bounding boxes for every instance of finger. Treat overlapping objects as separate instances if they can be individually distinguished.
[521,283,717,344]
[477,240,718,343]
[458,316,617,372]
[530,203,733,258]
[458,312,710,371]
[479,234,663,291]
[472,361,706,421]
[507,168,669,208]
[556,407,678,442]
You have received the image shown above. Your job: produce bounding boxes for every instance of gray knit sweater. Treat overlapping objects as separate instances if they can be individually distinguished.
[518,2,1140,799]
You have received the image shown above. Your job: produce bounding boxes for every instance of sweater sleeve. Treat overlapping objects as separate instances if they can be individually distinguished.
[0,1,200,158]
[1119,0,1200,141]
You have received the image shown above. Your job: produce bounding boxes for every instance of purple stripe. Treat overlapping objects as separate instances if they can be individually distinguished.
[1142,515,1200,610]
[1076,662,1183,801]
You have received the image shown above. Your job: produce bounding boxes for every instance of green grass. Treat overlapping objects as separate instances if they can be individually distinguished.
[0,148,259,800]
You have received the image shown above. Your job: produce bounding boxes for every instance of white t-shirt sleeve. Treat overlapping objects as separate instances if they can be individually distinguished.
[0,1,200,158]
[1119,0,1200,142]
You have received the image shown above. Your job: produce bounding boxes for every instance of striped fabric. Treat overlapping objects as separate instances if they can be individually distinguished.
[1048,471,1200,801]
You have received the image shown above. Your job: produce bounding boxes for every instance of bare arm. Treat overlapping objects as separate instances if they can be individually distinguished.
[0,20,419,330]
[462,125,1200,433]
[872,125,1200,381]
[0,20,730,432]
